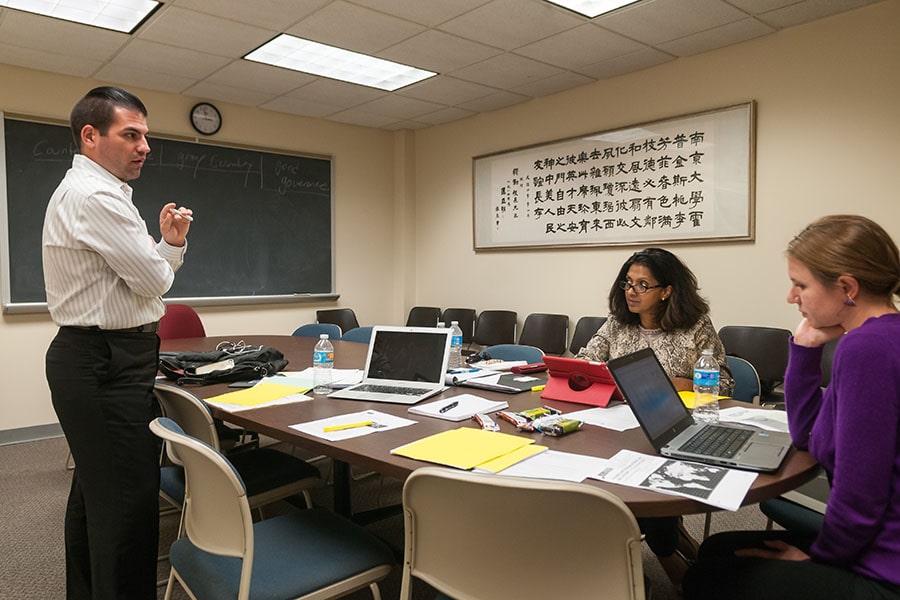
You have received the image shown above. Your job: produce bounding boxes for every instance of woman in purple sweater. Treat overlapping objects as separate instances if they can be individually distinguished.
[683,214,900,600]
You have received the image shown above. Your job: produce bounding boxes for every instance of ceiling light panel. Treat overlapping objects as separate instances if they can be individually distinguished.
[0,0,160,33]
[245,34,436,92]
[545,0,641,18]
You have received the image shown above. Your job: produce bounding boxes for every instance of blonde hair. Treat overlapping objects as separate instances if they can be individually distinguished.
[787,214,900,299]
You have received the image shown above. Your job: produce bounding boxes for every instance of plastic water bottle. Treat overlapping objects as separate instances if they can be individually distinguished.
[693,349,720,423]
[313,334,334,394]
[448,321,464,369]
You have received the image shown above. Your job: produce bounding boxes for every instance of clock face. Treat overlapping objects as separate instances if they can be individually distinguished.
[190,102,221,135]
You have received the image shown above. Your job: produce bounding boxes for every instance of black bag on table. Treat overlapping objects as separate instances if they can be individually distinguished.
[159,344,288,385]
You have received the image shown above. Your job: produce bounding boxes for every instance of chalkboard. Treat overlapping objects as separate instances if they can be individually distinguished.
[1,115,334,312]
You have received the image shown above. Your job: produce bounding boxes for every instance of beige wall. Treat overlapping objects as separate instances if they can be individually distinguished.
[2,0,898,434]
[413,0,899,339]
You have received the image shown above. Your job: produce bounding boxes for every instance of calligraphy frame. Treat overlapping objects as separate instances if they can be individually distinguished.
[472,102,755,250]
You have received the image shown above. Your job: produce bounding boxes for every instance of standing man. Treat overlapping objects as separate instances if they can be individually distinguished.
[43,86,192,599]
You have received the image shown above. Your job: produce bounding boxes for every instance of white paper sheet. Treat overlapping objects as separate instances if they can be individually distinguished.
[564,404,641,432]
[492,449,610,482]
[289,409,416,442]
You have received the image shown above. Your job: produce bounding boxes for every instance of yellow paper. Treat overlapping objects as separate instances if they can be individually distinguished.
[679,391,729,409]
[477,444,547,473]
[206,382,310,407]
[390,427,534,470]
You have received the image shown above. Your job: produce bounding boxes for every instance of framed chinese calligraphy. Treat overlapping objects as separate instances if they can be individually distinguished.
[473,102,755,250]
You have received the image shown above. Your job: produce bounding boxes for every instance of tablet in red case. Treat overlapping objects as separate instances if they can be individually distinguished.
[540,355,623,407]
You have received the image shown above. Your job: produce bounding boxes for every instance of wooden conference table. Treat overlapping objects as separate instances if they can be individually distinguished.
[159,335,819,519]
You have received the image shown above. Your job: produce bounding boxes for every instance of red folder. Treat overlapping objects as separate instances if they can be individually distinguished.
[540,356,623,408]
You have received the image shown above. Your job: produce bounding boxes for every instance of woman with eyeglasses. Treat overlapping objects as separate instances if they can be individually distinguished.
[576,247,733,589]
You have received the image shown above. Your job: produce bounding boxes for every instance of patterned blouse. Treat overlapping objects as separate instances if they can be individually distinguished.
[575,313,734,396]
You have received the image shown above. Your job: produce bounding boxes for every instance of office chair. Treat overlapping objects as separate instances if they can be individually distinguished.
[400,467,645,600]
[569,315,607,355]
[472,309,517,348]
[158,304,206,340]
[292,322,342,339]
[718,325,791,404]
[440,308,476,345]
[518,312,569,356]
[150,417,394,600]
[317,308,360,333]
[406,306,441,327]
[480,343,544,364]
[342,326,375,344]
[725,355,761,404]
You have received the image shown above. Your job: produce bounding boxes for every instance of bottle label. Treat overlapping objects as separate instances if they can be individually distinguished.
[694,369,719,387]
[451,335,463,347]
[313,350,334,365]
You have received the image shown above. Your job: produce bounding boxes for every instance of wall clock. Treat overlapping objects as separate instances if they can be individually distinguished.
[190,102,222,135]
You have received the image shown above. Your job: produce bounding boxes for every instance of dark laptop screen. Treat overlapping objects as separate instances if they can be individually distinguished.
[366,330,448,383]
[607,348,693,443]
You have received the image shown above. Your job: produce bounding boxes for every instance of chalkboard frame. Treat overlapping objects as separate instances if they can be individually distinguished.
[1,113,338,314]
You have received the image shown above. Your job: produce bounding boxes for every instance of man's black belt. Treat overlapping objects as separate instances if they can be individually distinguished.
[66,322,160,334]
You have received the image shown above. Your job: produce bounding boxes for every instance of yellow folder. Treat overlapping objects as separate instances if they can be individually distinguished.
[391,427,535,470]
[205,381,310,407]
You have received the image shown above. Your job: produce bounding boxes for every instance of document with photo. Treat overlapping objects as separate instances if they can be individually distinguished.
[590,449,757,511]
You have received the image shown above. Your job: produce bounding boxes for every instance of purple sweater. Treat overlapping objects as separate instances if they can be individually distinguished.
[784,313,900,586]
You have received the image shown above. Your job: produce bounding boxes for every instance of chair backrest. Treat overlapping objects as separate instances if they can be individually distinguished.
[400,467,644,600]
[440,308,476,344]
[718,325,791,396]
[292,323,342,339]
[406,306,441,327]
[158,304,206,340]
[725,355,761,404]
[820,337,839,388]
[154,382,221,464]
[518,312,569,355]
[149,418,254,575]
[569,315,607,355]
[472,309,517,347]
[482,343,544,364]
[316,308,360,333]
[341,326,374,344]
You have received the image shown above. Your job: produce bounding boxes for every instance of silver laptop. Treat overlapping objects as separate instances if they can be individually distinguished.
[606,348,793,472]
[328,326,452,404]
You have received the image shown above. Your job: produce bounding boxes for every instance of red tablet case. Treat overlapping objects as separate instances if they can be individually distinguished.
[540,355,623,407]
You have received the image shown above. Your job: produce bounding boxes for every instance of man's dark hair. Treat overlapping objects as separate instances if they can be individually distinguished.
[607,247,710,331]
[70,86,148,151]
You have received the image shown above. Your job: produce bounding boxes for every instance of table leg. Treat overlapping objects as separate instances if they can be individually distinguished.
[333,459,352,517]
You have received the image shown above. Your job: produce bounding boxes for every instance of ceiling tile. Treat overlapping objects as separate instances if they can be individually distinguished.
[260,95,341,118]
[659,17,775,57]
[450,52,565,88]
[396,75,498,105]
[169,0,329,30]
[284,1,425,54]
[575,46,675,79]
[138,6,274,57]
[201,60,316,96]
[596,0,749,45]
[414,106,479,125]
[0,8,127,61]
[348,0,493,27]
[377,29,503,73]
[106,39,230,80]
[753,0,881,28]
[438,0,584,50]
[510,70,595,97]
[351,95,447,119]
[93,64,199,94]
[514,23,647,69]
[325,108,401,128]
[182,80,279,107]
[284,78,387,109]
[0,42,102,78]
[456,89,530,112]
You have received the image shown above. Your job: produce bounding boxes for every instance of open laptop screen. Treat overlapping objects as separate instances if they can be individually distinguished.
[608,349,693,442]
[366,329,448,383]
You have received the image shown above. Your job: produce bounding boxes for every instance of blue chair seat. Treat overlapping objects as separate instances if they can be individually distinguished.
[169,507,395,599]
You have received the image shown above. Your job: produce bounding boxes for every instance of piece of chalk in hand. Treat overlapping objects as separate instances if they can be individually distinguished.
[170,208,193,221]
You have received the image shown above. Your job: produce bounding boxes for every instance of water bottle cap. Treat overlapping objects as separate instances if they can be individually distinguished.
[451,321,459,325]
[320,334,328,339]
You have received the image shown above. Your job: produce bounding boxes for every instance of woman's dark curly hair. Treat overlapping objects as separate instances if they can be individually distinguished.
[608,247,709,331]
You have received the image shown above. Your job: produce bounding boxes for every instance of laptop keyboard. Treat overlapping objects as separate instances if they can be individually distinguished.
[353,384,433,396]
[679,426,753,458]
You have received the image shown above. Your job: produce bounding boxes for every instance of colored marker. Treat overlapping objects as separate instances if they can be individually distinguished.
[170,207,194,221]
[323,420,373,432]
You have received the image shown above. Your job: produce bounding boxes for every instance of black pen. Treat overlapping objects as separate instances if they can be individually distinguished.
[439,401,459,414]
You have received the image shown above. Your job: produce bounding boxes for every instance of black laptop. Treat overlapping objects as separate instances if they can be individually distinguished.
[606,348,792,472]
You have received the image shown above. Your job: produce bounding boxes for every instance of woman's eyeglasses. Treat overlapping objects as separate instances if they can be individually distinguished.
[619,280,664,294]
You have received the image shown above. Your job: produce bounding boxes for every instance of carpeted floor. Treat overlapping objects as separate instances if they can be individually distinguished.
[0,435,773,600]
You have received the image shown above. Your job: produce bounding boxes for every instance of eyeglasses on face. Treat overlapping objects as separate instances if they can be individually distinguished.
[618,280,664,294]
